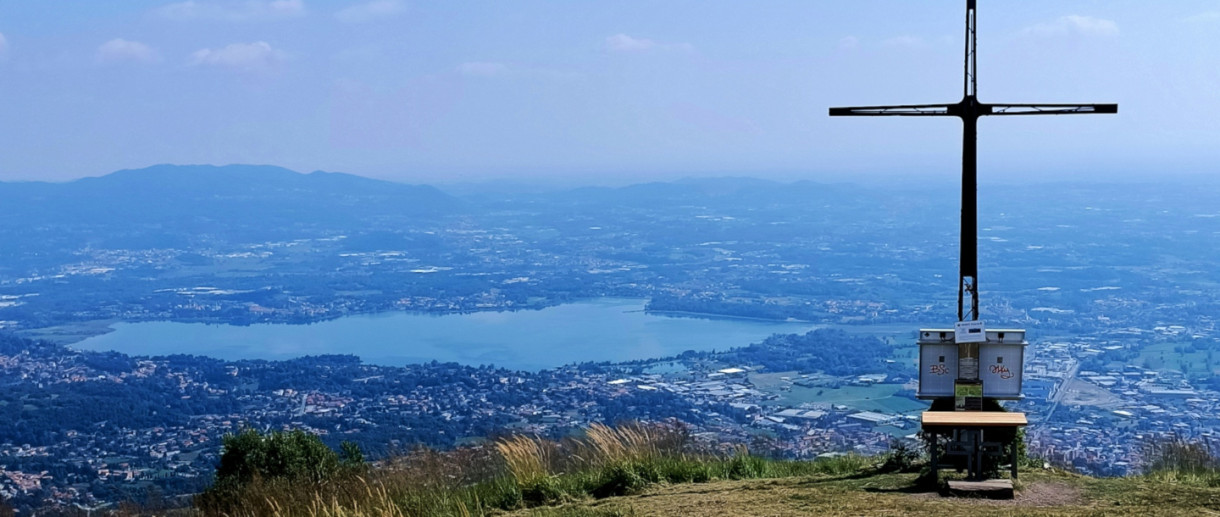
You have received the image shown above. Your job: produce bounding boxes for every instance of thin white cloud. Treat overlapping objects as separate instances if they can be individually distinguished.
[838,36,859,50]
[1023,15,1119,37]
[335,0,405,23]
[0,32,7,59]
[880,35,927,48]
[270,0,305,15]
[605,33,692,53]
[1185,11,1220,23]
[191,41,286,71]
[154,0,305,21]
[606,34,654,52]
[96,39,160,65]
[457,61,507,77]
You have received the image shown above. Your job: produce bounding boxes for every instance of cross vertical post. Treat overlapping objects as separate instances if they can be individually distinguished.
[961,112,978,322]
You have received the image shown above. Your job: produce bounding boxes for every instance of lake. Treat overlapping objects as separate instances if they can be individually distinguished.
[72,298,817,370]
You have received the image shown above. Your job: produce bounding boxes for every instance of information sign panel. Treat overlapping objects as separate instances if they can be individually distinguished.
[955,320,986,343]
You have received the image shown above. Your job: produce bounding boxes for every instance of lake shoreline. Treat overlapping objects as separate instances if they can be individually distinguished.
[21,301,583,346]
[65,298,822,371]
[643,309,815,324]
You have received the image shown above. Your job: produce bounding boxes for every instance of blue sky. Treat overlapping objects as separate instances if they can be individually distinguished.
[0,1,1217,184]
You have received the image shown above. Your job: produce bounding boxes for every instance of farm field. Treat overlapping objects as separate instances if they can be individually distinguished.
[751,371,926,414]
[1133,341,1220,376]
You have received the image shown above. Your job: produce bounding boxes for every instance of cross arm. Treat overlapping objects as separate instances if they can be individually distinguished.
[829,103,956,117]
[983,103,1117,116]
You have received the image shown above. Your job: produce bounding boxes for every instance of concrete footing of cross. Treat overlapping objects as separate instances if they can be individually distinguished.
[946,479,1015,499]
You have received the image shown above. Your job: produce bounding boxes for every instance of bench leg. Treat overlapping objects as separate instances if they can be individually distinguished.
[929,431,938,484]
[1010,436,1018,479]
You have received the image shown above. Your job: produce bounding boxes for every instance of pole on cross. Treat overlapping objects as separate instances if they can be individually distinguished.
[829,0,1116,323]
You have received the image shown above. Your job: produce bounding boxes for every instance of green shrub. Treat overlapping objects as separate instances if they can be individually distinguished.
[196,428,365,512]
[477,477,523,511]
[660,459,712,483]
[522,475,569,505]
[592,462,649,498]
[877,440,923,473]
[217,429,341,486]
[727,453,768,479]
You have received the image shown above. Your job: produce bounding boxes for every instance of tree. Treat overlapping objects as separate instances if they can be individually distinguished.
[198,429,368,513]
[211,429,341,491]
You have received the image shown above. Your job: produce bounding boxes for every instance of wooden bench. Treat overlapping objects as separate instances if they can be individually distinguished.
[922,411,1027,482]
[922,411,1027,428]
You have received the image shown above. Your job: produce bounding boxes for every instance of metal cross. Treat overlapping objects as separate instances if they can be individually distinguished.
[830,0,1116,322]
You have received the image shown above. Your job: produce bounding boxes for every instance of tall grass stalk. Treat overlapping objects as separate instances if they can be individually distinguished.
[497,434,551,485]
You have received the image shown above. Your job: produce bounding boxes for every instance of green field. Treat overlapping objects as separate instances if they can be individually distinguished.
[750,372,926,414]
[17,319,118,345]
[1133,342,1220,375]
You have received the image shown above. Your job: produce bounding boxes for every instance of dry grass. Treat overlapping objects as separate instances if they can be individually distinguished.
[582,423,661,466]
[1142,434,1220,485]
[498,434,553,486]
[195,447,514,517]
[195,422,697,517]
[193,421,854,517]
[496,421,693,487]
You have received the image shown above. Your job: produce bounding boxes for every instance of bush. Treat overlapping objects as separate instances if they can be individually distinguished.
[877,440,922,473]
[214,429,343,487]
[659,459,712,483]
[727,448,768,480]
[522,475,569,505]
[592,463,650,498]
[197,428,364,512]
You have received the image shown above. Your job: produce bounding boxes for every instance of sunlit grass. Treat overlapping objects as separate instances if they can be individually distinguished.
[194,421,879,517]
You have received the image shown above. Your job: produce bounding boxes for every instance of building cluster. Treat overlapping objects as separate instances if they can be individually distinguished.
[1016,328,1220,476]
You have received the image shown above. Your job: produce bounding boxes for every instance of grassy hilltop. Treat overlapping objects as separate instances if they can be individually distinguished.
[175,423,1220,517]
[517,469,1220,517]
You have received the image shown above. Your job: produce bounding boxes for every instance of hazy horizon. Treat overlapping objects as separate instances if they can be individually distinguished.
[7,161,1220,192]
[5,161,1220,191]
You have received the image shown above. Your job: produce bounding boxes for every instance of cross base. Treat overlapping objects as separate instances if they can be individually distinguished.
[946,479,1015,499]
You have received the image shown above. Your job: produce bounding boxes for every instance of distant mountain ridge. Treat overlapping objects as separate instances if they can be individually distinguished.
[5,163,1207,254]
[0,164,462,246]
[1,163,458,213]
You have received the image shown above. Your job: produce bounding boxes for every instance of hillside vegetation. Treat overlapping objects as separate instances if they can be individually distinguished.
[181,423,1220,517]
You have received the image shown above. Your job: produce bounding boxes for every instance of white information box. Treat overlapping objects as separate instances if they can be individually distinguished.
[917,328,1027,400]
